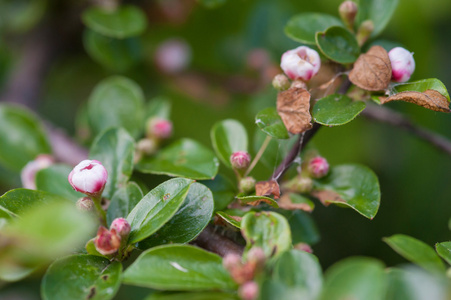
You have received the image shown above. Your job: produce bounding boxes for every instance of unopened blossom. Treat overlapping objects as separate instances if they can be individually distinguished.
[94,226,121,256]
[280,46,321,81]
[308,156,329,179]
[155,38,191,74]
[238,281,259,300]
[76,197,94,211]
[110,218,131,238]
[230,151,251,170]
[21,154,54,190]
[389,47,415,83]
[147,117,173,140]
[68,160,108,197]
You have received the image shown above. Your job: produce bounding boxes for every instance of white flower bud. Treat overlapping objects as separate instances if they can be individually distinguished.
[280,46,321,81]
[154,38,191,74]
[68,160,108,197]
[388,47,415,83]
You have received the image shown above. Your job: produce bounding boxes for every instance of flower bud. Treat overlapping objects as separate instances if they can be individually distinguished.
[110,217,131,238]
[290,79,308,90]
[238,281,259,300]
[339,1,358,30]
[280,46,321,81]
[294,242,313,253]
[21,154,54,190]
[239,176,256,193]
[246,247,266,270]
[68,160,108,197]
[284,175,313,194]
[308,156,329,178]
[388,47,415,83]
[147,117,173,140]
[356,20,374,46]
[137,138,158,155]
[94,226,121,256]
[76,197,94,211]
[155,38,191,74]
[223,253,242,271]
[272,74,290,91]
[230,151,251,171]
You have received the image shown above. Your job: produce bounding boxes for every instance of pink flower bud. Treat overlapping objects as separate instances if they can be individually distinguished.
[68,160,108,197]
[388,47,415,83]
[308,156,329,178]
[294,242,313,253]
[280,46,321,81]
[155,38,191,74]
[76,197,94,211]
[223,253,242,271]
[230,151,251,170]
[94,226,121,256]
[110,217,131,238]
[147,118,173,140]
[238,281,259,300]
[339,1,358,30]
[21,154,54,190]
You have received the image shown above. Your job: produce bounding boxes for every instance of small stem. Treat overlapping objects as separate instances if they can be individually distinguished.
[244,135,271,177]
[92,195,107,227]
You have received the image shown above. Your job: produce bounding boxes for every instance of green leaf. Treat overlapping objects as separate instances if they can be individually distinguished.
[83,29,141,72]
[237,195,279,208]
[313,94,366,126]
[215,211,241,229]
[392,78,450,101]
[36,164,82,202]
[313,164,380,219]
[198,0,227,9]
[137,183,214,249]
[286,210,320,245]
[0,265,36,283]
[90,127,135,199]
[436,242,451,265]
[88,76,145,138]
[145,292,238,300]
[319,257,387,300]
[122,244,236,291]
[137,138,219,180]
[241,211,291,258]
[200,174,236,211]
[315,26,360,64]
[41,255,122,300]
[383,234,446,273]
[127,178,194,244]
[106,182,143,225]
[0,104,51,171]
[254,130,298,169]
[82,5,147,39]
[211,119,248,168]
[255,108,289,139]
[356,0,399,37]
[285,13,342,45]
[146,97,172,120]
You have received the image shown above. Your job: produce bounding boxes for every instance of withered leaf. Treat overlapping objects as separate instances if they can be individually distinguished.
[255,179,280,199]
[311,190,344,206]
[277,87,312,134]
[381,89,451,113]
[247,198,276,207]
[278,194,313,212]
[349,46,392,91]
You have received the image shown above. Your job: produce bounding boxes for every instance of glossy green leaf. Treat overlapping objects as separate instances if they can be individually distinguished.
[41,255,122,300]
[313,94,366,126]
[286,210,320,245]
[216,211,241,229]
[127,178,194,244]
[90,127,135,199]
[237,195,279,208]
[383,234,446,273]
[87,76,145,138]
[0,206,13,227]
[106,182,143,225]
[137,138,219,180]
[320,257,387,300]
[313,164,380,219]
[356,0,399,37]
[285,13,342,45]
[82,5,147,39]
[436,242,451,265]
[392,78,450,101]
[83,29,141,72]
[146,97,172,120]
[145,292,238,300]
[241,211,291,258]
[137,183,214,249]
[316,26,360,64]
[211,119,248,167]
[200,174,236,211]
[36,164,81,202]
[0,104,51,171]
[255,107,289,139]
[122,245,237,291]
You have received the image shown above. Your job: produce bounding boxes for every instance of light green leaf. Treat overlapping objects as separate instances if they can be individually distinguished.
[106,181,143,225]
[436,242,451,265]
[356,0,399,37]
[211,119,248,168]
[36,164,82,202]
[285,13,342,45]
[316,26,360,64]
[215,211,241,229]
[255,108,289,139]
[312,94,366,126]
[392,78,450,101]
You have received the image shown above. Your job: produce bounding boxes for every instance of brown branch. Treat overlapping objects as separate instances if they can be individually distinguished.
[361,104,451,156]
[193,225,244,257]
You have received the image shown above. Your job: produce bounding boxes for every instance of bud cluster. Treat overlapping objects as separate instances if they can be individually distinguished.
[94,218,131,256]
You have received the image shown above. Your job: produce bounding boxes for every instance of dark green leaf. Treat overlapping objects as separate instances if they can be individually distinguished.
[436,242,451,265]
[146,97,172,120]
[127,178,194,244]
[41,255,121,300]
[36,164,82,202]
[253,130,297,169]
[87,76,145,138]
[356,0,399,37]
[313,164,380,219]
[383,234,446,273]
[122,245,236,291]
[82,5,147,39]
[0,104,51,171]
[316,26,360,64]
[255,108,289,139]
[90,127,135,199]
[106,182,143,225]
[198,0,227,9]
[237,195,279,208]
[137,138,219,180]
[285,13,342,45]
[137,183,213,249]
[0,189,65,217]
[286,210,320,245]
[320,257,387,300]
[392,78,450,101]
[200,174,236,211]
[211,119,248,168]
[145,292,237,300]
[312,94,366,126]
[216,211,241,229]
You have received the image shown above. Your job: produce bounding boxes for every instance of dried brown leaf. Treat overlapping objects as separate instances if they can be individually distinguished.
[247,198,275,207]
[255,179,280,199]
[349,45,392,91]
[381,89,451,113]
[278,194,313,212]
[277,87,312,134]
[311,190,344,206]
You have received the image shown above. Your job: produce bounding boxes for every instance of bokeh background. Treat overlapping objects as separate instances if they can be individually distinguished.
[1,0,451,298]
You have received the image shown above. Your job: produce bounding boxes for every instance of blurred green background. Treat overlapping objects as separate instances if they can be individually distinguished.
[1,0,451,297]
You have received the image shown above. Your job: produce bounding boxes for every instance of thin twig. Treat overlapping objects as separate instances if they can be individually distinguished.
[245,135,271,177]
